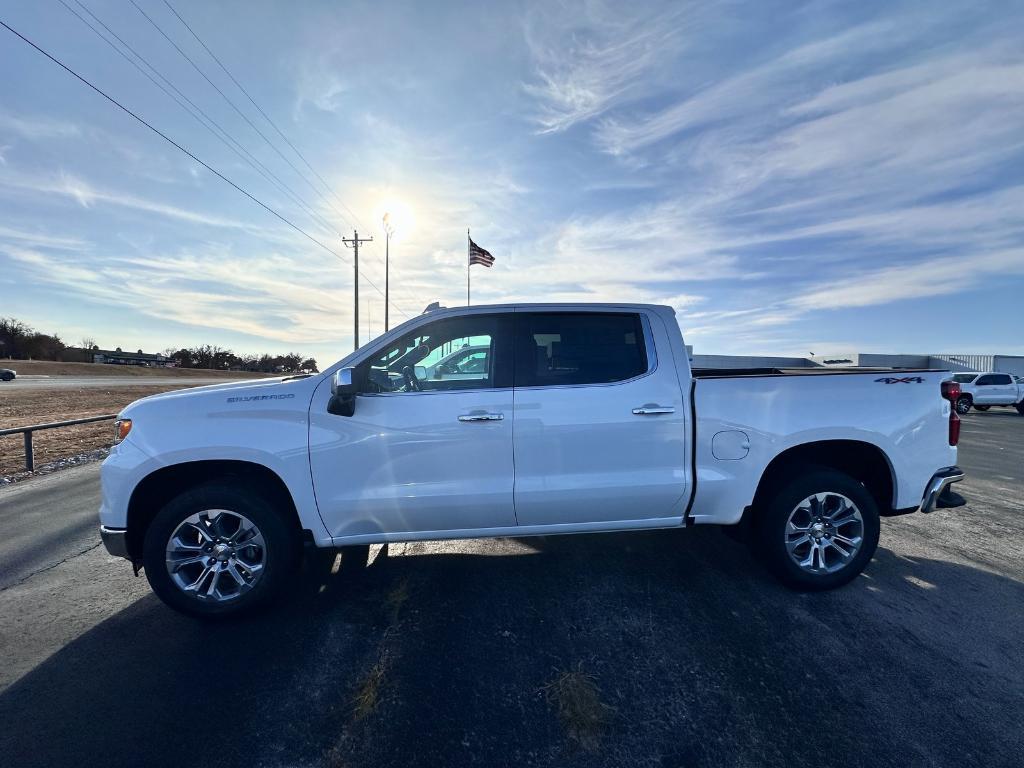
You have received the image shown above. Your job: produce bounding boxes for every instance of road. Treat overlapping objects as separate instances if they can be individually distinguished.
[0,411,1021,768]
[2,375,263,389]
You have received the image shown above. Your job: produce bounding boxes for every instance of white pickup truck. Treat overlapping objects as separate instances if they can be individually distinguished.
[949,372,1024,415]
[99,303,965,617]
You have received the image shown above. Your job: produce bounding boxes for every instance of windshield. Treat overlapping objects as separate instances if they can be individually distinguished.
[951,374,978,383]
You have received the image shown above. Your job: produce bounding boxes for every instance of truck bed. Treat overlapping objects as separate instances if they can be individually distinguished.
[691,367,946,379]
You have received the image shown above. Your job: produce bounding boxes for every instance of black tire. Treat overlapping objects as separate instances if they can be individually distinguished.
[754,468,880,591]
[1017,402,1024,415]
[143,482,297,618]
[974,405,990,412]
[955,396,973,415]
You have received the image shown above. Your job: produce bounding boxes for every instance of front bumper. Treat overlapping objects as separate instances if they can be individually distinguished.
[920,466,965,513]
[100,525,130,560]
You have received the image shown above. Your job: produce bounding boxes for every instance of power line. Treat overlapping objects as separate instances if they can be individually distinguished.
[59,0,339,240]
[129,0,412,316]
[129,0,359,233]
[160,0,364,231]
[0,17,408,321]
[155,0,421,319]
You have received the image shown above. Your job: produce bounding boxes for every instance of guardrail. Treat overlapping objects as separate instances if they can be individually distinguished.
[0,414,117,471]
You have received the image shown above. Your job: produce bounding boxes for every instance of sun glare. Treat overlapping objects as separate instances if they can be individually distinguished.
[377,197,416,241]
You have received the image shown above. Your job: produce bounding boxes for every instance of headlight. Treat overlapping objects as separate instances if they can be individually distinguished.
[114,419,132,444]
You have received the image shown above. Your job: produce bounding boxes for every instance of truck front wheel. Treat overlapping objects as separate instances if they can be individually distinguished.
[755,468,880,590]
[142,482,297,618]
[955,396,972,415]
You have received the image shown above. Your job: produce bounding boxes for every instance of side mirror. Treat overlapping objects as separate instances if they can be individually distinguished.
[331,367,357,396]
[328,367,357,416]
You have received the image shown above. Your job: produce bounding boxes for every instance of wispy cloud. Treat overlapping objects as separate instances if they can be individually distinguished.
[593,22,904,156]
[3,241,352,344]
[523,0,687,133]
[0,225,89,251]
[0,112,82,140]
[0,170,274,231]
[789,248,1024,311]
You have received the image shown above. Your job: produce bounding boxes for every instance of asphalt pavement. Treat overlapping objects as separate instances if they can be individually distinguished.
[1,375,261,389]
[0,410,1021,768]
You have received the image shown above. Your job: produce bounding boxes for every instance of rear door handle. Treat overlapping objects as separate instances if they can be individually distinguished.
[458,411,504,422]
[632,405,675,415]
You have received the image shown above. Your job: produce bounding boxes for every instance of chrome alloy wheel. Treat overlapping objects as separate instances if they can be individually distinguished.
[784,493,864,575]
[165,510,266,602]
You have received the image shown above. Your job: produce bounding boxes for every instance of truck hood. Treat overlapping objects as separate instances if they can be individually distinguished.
[119,375,319,418]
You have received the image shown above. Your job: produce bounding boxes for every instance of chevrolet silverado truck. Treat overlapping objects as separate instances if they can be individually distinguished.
[949,371,1024,414]
[99,303,965,617]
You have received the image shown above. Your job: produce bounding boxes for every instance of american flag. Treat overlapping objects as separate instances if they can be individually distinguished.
[468,237,495,267]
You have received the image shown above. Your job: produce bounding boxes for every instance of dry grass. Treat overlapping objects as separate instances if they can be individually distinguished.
[0,384,196,475]
[351,653,391,721]
[542,663,616,752]
[385,579,410,624]
[349,578,411,722]
[3,359,276,378]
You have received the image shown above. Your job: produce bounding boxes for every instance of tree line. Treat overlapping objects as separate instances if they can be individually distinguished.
[166,345,317,374]
[1,317,318,373]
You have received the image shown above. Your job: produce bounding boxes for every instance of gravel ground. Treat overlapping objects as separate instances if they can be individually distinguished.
[0,410,1021,768]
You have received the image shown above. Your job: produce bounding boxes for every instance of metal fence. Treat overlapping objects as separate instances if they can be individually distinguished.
[0,414,117,471]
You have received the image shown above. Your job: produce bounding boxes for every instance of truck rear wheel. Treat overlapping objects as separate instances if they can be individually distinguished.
[1017,402,1024,415]
[955,396,972,415]
[142,482,297,618]
[755,468,880,590]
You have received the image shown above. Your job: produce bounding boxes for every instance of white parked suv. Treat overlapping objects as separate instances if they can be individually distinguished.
[99,303,966,617]
[949,372,1024,414]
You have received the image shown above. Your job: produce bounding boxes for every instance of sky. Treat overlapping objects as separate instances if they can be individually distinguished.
[1,0,1023,368]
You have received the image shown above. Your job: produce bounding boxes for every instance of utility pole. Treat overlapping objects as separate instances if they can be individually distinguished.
[342,230,373,351]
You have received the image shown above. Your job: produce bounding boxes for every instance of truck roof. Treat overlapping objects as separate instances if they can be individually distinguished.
[423,302,675,314]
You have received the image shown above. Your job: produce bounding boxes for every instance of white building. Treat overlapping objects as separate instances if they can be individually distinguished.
[689,351,1024,375]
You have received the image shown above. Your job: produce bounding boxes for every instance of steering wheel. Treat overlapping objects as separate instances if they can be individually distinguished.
[401,365,421,392]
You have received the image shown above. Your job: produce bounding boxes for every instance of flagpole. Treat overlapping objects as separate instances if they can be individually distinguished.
[466,228,471,306]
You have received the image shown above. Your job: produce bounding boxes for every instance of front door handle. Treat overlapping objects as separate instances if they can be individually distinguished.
[632,405,675,415]
[458,411,504,422]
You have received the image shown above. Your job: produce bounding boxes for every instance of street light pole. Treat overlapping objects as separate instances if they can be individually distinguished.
[383,213,395,333]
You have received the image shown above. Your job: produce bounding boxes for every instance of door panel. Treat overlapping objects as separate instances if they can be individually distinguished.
[511,311,688,527]
[309,312,516,539]
[309,390,515,538]
[974,375,1012,404]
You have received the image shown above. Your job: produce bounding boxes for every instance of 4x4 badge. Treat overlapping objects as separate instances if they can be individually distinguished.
[874,376,925,384]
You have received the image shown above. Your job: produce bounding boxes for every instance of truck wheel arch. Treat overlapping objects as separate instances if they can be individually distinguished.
[125,460,304,562]
[748,440,897,519]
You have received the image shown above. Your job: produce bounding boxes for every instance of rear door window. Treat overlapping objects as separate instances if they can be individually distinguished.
[976,374,1008,386]
[514,312,649,388]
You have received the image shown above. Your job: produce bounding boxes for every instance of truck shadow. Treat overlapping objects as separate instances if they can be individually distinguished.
[1,528,1022,768]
